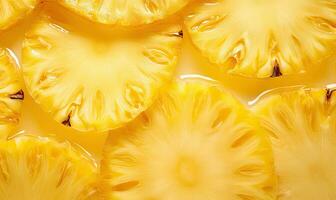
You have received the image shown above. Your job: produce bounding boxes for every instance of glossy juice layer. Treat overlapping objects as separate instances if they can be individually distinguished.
[0,1,335,163]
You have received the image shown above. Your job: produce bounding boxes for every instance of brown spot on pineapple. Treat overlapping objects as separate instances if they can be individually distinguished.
[176,30,183,38]
[326,88,336,102]
[270,61,282,77]
[167,30,183,38]
[62,115,71,127]
[9,90,24,100]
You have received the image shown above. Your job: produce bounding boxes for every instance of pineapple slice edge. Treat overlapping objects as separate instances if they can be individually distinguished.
[0,0,40,30]
[58,0,191,26]
[0,134,99,200]
[21,14,183,132]
[100,78,276,200]
[253,86,336,200]
[0,48,23,139]
[185,0,336,78]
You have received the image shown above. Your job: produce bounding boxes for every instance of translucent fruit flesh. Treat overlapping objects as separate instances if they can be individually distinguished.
[185,0,336,78]
[101,79,275,200]
[0,48,23,139]
[253,87,336,199]
[0,135,98,200]
[22,16,182,132]
[0,0,38,30]
[59,0,190,26]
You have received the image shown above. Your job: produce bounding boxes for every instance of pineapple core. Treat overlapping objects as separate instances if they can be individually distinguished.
[101,79,275,200]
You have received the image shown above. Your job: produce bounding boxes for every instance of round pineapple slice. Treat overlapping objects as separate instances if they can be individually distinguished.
[0,0,39,30]
[59,0,190,26]
[0,135,98,200]
[0,48,23,139]
[101,79,275,200]
[253,87,336,199]
[185,0,336,78]
[22,16,182,132]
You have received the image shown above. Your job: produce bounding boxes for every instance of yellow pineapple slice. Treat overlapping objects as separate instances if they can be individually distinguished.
[22,15,182,132]
[59,0,190,26]
[0,0,39,30]
[185,0,336,78]
[0,48,23,139]
[253,87,336,199]
[101,79,275,200]
[0,134,98,200]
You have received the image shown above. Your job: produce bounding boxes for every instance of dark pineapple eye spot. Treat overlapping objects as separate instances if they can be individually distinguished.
[167,30,184,38]
[177,30,183,38]
[326,88,336,102]
[270,61,282,78]
[62,115,71,127]
[9,90,24,100]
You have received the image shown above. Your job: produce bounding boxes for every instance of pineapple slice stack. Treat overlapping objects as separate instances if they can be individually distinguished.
[0,0,336,199]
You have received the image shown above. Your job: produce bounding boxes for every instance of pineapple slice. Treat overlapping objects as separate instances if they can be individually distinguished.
[0,0,39,30]
[253,87,336,199]
[101,79,275,200]
[59,0,190,26]
[185,0,336,78]
[0,134,98,200]
[22,16,182,132]
[0,48,23,139]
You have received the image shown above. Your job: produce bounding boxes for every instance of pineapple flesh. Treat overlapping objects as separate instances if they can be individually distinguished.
[59,0,190,26]
[185,0,336,78]
[0,135,98,200]
[253,87,336,199]
[22,16,182,132]
[0,48,23,139]
[101,79,275,200]
[0,0,39,30]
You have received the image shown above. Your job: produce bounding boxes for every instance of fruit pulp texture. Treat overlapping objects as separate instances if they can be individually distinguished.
[0,4,336,163]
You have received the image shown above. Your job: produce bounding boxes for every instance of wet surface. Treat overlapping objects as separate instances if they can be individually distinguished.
[0,1,335,163]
